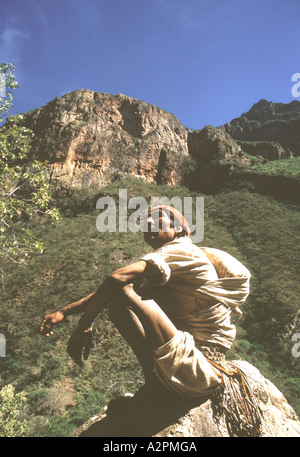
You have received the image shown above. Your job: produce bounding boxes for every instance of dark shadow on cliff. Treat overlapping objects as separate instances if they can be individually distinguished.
[189,164,300,205]
[77,383,210,437]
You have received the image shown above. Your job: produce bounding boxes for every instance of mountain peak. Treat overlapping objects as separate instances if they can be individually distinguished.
[223,99,300,153]
[242,98,300,120]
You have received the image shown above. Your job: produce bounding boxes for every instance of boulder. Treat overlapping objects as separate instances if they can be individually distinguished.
[71,361,300,438]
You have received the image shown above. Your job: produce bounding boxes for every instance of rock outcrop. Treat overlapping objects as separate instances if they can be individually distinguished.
[72,361,300,438]
[222,99,300,156]
[21,91,300,191]
[5,90,296,201]
[236,140,293,161]
[23,90,191,188]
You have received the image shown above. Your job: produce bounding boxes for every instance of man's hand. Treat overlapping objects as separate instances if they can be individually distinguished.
[67,328,93,366]
[40,311,65,336]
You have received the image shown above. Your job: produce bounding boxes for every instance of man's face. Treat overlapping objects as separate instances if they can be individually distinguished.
[143,208,176,249]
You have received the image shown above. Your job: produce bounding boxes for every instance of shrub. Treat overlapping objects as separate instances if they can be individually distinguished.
[0,384,28,437]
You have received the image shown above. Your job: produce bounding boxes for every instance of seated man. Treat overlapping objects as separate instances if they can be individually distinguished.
[40,205,250,399]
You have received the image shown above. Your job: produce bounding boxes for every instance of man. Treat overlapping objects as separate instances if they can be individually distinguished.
[40,205,250,398]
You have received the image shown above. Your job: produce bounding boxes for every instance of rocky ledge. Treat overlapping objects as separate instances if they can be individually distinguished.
[71,361,300,438]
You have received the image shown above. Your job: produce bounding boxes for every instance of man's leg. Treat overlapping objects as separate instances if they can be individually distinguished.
[109,283,177,383]
[109,298,155,383]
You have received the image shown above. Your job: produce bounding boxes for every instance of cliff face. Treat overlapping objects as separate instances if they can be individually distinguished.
[24,90,190,188]
[222,99,300,156]
[21,91,300,193]
[236,140,292,161]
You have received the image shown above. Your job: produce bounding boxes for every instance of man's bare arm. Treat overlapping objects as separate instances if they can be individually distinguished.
[39,292,96,335]
[40,260,160,365]
[76,260,158,331]
[40,260,158,334]
[60,293,96,317]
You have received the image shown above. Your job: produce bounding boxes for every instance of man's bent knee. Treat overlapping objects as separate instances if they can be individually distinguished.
[112,283,135,304]
[121,283,135,298]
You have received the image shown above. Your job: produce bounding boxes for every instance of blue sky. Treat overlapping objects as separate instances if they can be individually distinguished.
[1,0,299,129]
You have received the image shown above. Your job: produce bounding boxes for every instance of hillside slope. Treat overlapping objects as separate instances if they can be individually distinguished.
[0,179,299,436]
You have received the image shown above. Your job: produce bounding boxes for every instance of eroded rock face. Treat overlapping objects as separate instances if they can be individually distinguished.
[222,99,300,156]
[72,361,300,438]
[21,92,300,190]
[21,90,256,190]
[24,90,190,188]
[188,125,244,165]
[22,90,253,190]
[236,140,293,161]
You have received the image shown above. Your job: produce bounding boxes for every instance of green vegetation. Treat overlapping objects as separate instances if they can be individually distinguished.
[242,156,300,182]
[0,177,299,436]
[0,63,19,124]
[0,384,28,437]
[0,63,61,262]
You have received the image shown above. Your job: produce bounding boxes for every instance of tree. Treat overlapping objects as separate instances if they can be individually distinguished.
[0,63,61,262]
[0,384,28,437]
[0,63,19,124]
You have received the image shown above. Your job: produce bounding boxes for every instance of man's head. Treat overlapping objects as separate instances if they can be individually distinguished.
[143,205,191,249]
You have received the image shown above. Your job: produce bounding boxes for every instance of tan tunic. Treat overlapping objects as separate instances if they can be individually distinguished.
[153,330,222,397]
[140,237,251,350]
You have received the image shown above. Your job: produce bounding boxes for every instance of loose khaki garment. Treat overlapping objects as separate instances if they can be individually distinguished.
[153,330,222,397]
[140,237,251,397]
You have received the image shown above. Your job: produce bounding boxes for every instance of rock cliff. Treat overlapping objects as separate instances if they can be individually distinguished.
[23,90,191,188]
[72,361,300,438]
[21,91,300,191]
[222,99,300,156]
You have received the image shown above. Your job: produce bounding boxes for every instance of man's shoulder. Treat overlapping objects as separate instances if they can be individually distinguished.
[158,237,206,258]
[160,237,193,250]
